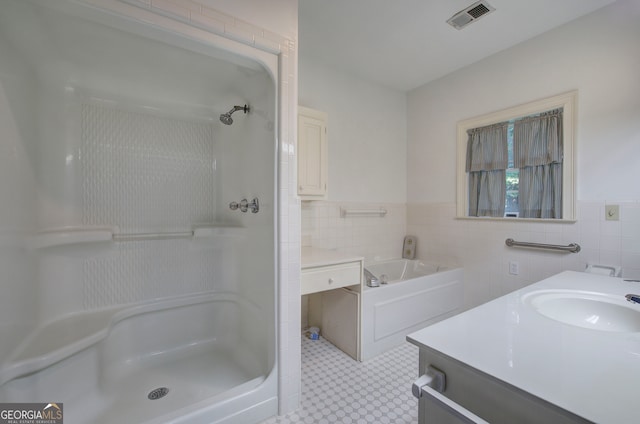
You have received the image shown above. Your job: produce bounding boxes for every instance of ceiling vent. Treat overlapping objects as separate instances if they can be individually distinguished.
[447,1,495,30]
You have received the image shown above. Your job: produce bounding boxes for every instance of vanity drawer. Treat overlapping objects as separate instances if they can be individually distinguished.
[301,262,361,295]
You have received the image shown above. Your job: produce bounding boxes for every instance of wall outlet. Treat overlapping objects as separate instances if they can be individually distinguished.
[605,204,619,221]
[509,261,519,275]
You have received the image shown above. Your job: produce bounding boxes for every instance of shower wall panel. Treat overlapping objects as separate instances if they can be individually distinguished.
[1,0,278,381]
[35,101,246,319]
[0,21,39,365]
[81,103,217,232]
[81,240,235,309]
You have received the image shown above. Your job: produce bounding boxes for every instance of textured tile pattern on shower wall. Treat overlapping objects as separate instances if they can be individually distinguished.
[81,103,216,232]
[80,103,225,309]
[81,239,231,309]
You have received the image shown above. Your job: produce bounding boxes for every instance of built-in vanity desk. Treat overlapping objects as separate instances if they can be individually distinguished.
[301,247,363,295]
[301,247,363,359]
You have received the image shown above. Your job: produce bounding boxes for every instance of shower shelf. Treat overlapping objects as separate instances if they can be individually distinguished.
[193,226,247,238]
[30,227,115,250]
[30,225,247,250]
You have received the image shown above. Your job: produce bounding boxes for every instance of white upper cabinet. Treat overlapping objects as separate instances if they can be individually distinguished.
[297,106,328,199]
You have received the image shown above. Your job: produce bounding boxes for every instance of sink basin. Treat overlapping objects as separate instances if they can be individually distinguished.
[523,290,640,332]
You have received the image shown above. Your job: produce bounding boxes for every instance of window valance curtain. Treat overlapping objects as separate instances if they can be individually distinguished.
[466,122,509,217]
[514,108,563,219]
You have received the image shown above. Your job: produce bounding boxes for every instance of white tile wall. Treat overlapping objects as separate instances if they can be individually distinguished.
[407,201,640,309]
[301,201,407,262]
[122,0,289,54]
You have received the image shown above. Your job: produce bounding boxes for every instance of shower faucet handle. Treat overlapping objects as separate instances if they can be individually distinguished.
[229,198,259,213]
[248,197,259,213]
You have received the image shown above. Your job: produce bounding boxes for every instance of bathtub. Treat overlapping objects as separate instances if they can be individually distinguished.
[0,292,276,423]
[361,259,464,360]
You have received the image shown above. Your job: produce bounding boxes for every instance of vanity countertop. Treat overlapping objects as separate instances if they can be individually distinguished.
[407,270,640,424]
[301,247,364,269]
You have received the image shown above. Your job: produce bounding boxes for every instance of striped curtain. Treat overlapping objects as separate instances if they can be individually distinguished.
[513,108,563,218]
[466,122,509,217]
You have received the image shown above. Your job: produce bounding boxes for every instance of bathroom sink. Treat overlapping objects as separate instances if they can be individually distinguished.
[523,290,640,332]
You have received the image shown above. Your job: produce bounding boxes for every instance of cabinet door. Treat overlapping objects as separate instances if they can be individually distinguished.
[322,288,360,360]
[298,106,327,198]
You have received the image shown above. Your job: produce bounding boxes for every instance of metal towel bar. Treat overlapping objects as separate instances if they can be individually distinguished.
[505,238,581,253]
[340,208,387,218]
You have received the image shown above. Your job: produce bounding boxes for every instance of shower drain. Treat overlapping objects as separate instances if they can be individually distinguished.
[148,387,169,400]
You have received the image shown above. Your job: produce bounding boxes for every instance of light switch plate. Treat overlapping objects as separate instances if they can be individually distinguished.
[605,204,619,221]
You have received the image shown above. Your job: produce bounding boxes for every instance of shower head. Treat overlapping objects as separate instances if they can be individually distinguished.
[219,104,249,125]
[219,113,234,125]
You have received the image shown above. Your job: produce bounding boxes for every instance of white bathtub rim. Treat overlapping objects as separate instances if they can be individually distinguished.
[363,258,461,290]
[1,291,262,386]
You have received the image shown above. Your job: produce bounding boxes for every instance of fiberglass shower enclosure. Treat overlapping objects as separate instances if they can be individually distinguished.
[0,1,278,423]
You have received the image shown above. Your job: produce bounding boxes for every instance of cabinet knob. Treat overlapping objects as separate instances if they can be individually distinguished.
[328,278,334,284]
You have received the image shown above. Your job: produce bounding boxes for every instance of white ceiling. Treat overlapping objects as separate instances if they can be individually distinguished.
[299,0,617,92]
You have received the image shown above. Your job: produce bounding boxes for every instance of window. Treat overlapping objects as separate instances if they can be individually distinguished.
[456,91,576,221]
[505,122,519,216]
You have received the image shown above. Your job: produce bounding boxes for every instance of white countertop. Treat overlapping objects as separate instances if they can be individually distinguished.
[301,247,364,269]
[407,271,640,424]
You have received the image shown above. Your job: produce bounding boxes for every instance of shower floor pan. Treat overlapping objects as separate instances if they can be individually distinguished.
[0,293,270,424]
[75,343,265,423]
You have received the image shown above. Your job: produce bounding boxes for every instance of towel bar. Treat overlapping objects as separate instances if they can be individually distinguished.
[340,208,387,218]
[505,238,580,253]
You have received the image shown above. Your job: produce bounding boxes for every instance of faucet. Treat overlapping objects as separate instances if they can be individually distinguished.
[625,294,640,304]
[364,269,380,287]
[229,197,259,213]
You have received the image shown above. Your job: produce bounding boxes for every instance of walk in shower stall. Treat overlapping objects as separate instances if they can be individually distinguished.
[0,0,278,422]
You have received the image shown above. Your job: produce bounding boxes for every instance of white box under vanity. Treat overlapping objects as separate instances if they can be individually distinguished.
[408,271,640,423]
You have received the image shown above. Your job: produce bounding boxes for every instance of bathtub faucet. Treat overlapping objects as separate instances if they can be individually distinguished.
[364,268,380,288]
[625,294,640,304]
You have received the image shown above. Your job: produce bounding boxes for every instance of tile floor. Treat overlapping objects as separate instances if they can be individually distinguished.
[262,336,419,424]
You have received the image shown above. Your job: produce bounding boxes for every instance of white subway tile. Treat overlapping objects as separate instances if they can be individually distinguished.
[189,11,225,34]
[600,234,621,252]
[201,6,234,25]
[180,0,201,12]
[130,0,151,7]
[151,0,189,19]
[254,35,282,54]
[233,19,260,37]
[224,24,254,45]
[599,249,622,268]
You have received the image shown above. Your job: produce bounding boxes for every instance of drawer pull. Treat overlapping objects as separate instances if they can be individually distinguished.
[328,278,334,284]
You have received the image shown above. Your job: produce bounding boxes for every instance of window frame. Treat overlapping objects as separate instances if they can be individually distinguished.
[456,91,577,222]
